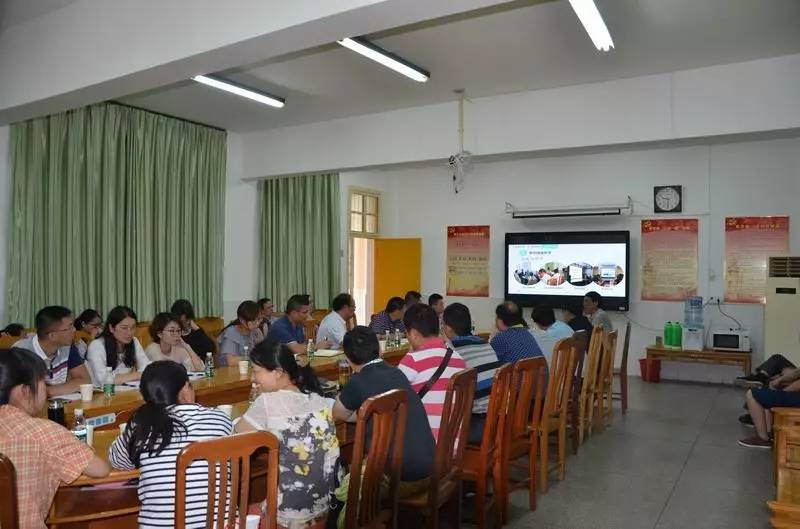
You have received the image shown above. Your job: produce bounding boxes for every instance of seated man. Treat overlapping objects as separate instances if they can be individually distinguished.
[333,326,435,510]
[736,354,796,388]
[739,371,800,449]
[404,290,422,310]
[267,294,330,355]
[428,293,445,329]
[584,291,613,332]
[398,303,467,440]
[368,296,406,336]
[15,305,92,397]
[563,303,593,334]
[490,301,545,364]
[530,306,574,364]
[442,302,503,444]
[316,293,356,349]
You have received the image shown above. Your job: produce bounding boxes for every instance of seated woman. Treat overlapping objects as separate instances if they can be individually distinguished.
[235,338,339,529]
[86,306,151,384]
[170,299,216,357]
[144,313,205,371]
[109,361,233,528]
[217,300,264,367]
[0,348,109,528]
[73,309,103,358]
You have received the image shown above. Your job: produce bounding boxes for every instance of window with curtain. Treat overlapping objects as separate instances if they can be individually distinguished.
[6,103,227,324]
[258,172,341,311]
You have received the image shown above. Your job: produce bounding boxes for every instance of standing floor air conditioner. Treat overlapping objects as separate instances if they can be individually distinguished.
[765,257,800,366]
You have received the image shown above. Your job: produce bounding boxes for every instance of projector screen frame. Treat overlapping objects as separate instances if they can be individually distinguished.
[504,230,630,312]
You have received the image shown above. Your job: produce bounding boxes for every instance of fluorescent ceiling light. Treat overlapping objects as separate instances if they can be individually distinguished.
[569,0,614,52]
[337,37,429,82]
[193,74,285,108]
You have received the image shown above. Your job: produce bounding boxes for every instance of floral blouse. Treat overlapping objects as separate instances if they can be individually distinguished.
[242,390,339,528]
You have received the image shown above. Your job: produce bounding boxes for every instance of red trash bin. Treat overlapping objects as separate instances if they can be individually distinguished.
[639,358,661,383]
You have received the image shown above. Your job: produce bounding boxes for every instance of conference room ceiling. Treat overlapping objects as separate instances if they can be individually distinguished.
[119,0,800,132]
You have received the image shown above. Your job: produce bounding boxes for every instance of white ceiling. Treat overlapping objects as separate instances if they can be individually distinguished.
[120,0,800,132]
[0,0,79,30]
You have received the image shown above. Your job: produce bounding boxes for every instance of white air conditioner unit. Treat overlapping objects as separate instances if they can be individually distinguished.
[765,256,800,365]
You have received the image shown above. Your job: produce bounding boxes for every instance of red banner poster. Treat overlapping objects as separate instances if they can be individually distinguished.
[641,219,699,301]
[446,225,490,297]
[725,216,790,304]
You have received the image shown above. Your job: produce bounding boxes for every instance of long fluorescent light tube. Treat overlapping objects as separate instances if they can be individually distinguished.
[569,0,614,52]
[337,37,429,82]
[193,74,285,108]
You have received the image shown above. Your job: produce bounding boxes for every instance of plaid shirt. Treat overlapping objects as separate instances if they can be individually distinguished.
[0,404,94,529]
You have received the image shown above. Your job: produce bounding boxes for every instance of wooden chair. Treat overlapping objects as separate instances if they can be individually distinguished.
[398,368,476,529]
[594,330,619,430]
[175,431,279,529]
[577,327,605,444]
[304,319,319,342]
[196,317,225,341]
[463,363,513,529]
[500,357,546,522]
[568,330,589,454]
[311,309,331,321]
[0,335,20,349]
[612,322,631,414]
[135,324,152,348]
[537,338,577,492]
[0,452,19,529]
[345,389,408,529]
[768,425,800,528]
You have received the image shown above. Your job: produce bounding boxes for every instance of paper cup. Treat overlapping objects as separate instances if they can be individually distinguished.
[80,383,94,402]
[238,360,250,376]
[218,404,233,418]
[245,514,260,529]
[119,422,127,436]
[86,424,94,447]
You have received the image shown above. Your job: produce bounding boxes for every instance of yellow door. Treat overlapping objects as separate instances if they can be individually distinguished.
[373,238,422,315]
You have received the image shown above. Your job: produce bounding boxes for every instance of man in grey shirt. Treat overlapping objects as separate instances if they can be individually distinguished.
[584,291,613,332]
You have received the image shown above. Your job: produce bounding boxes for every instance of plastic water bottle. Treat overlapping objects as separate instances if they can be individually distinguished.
[306,339,315,359]
[673,322,683,350]
[72,409,88,443]
[204,352,215,378]
[663,322,673,349]
[684,296,704,327]
[384,330,391,350]
[394,328,401,348]
[103,367,115,397]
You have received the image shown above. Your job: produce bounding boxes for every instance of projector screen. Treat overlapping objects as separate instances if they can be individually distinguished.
[505,231,630,311]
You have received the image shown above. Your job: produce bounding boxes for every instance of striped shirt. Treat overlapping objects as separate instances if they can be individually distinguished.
[109,403,233,529]
[368,311,405,336]
[14,335,84,386]
[398,337,467,441]
[449,335,503,414]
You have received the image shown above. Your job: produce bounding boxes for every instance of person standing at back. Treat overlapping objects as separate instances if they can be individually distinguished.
[490,301,545,364]
[530,306,574,364]
[316,293,356,349]
[441,303,503,445]
[583,291,613,332]
[15,305,92,397]
[398,303,467,441]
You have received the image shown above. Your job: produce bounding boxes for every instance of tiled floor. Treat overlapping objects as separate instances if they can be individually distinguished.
[504,377,774,529]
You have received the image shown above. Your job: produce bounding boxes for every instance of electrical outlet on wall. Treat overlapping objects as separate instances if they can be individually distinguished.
[707,296,719,305]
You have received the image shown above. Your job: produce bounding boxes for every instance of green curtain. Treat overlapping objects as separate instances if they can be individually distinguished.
[7,103,227,323]
[258,172,340,311]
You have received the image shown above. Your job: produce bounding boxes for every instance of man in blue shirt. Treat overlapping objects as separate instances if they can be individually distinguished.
[530,306,574,365]
[490,301,545,364]
[268,294,330,355]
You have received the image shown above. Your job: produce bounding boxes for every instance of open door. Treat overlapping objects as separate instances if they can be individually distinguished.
[373,238,422,315]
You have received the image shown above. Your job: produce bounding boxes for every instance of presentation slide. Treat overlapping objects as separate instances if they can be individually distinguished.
[507,243,627,297]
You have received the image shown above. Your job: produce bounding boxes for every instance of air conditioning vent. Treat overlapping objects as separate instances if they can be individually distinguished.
[769,256,800,278]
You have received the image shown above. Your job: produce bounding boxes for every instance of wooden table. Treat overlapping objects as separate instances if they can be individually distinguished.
[644,344,751,376]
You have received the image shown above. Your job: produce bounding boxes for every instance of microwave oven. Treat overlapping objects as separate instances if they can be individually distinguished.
[710,329,751,352]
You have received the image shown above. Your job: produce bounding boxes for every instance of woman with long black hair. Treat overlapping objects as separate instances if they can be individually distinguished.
[109,361,232,528]
[217,300,264,367]
[235,338,339,529]
[86,306,150,384]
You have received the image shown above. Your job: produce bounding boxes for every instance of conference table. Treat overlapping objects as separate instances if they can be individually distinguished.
[48,344,411,528]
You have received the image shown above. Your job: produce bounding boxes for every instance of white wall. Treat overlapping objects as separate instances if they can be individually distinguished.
[339,136,800,383]
[0,126,10,324]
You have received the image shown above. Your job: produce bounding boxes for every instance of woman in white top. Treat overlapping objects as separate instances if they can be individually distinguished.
[144,312,204,371]
[235,338,339,529]
[109,361,233,529]
[86,306,150,384]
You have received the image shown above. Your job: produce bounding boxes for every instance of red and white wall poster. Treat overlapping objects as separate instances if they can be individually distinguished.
[641,219,699,301]
[725,216,790,304]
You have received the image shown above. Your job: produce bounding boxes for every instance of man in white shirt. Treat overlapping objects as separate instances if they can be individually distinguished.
[529,306,574,365]
[584,291,613,332]
[316,293,356,348]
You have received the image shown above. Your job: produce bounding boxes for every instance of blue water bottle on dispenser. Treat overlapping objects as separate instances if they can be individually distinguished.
[682,296,705,351]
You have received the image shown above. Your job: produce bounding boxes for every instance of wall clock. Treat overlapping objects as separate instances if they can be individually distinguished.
[654,185,682,213]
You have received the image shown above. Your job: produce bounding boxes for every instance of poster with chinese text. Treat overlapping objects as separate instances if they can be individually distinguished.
[725,216,790,303]
[446,225,490,297]
[641,219,699,301]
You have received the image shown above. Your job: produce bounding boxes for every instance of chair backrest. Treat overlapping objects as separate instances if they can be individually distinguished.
[0,452,19,529]
[543,338,577,420]
[0,335,20,349]
[135,325,152,348]
[196,317,226,341]
[775,425,800,503]
[477,364,513,472]
[429,369,476,507]
[619,322,631,375]
[311,309,331,321]
[600,330,619,385]
[508,357,547,443]
[175,431,279,529]
[74,330,94,346]
[571,330,589,392]
[579,327,605,401]
[303,319,319,341]
[345,389,408,529]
